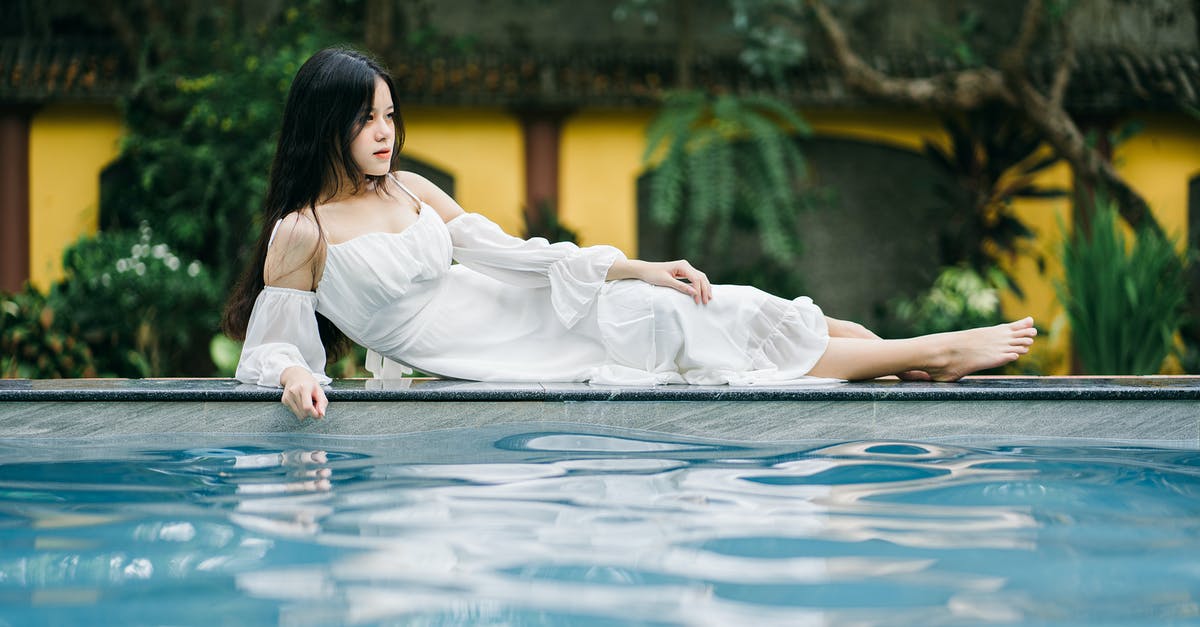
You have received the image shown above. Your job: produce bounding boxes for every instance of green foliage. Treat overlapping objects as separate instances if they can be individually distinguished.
[51,223,220,377]
[1,286,97,379]
[102,4,343,290]
[522,201,580,244]
[209,334,242,378]
[729,0,809,78]
[924,106,1067,295]
[883,265,1008,338]
[644,90,815,292]
[1056,198,1189,375]
[16,1,354,378]
[931,9,983,66]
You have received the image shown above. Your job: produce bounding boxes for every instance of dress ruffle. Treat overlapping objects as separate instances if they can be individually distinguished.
[593,280,838,386]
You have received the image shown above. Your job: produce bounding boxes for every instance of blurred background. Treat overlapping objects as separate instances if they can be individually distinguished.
[1,0,1198,379]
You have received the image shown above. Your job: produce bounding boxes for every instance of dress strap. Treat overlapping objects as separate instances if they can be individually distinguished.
[268,218,284,249]
[391,173,424,206]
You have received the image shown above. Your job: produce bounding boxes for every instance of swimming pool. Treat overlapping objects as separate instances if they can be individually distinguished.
[2,423,1197,625]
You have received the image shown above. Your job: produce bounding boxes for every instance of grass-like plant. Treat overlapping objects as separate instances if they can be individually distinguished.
[1056,198,1189,374]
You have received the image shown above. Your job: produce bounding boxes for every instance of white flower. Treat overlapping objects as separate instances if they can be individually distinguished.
[968,291,999,315]
[101,273,111,287]
[116,259,129,273]
[152,244,168,259]
[165,256,181,271]
[134,263,146,276]
[187,261,201,277]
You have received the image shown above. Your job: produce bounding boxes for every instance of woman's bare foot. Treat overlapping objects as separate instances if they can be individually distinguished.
[924,317,1037,381]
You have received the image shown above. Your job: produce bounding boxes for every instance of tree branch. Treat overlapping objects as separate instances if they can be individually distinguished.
[805,0,1159,234]
[1002,0,1045,73]
[806,0,1010,109]
[1048,19,1075,109]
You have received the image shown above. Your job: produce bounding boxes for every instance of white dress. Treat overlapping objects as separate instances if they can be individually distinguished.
[235,184,834,387]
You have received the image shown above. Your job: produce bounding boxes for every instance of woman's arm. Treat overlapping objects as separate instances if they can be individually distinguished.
[239,212,329,420]
[607,258,713,305]
[400,171,713,305]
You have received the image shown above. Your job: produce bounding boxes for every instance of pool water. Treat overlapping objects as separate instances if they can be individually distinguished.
[1,424,1198,625]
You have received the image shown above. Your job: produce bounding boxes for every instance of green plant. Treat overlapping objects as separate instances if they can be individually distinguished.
[522,200,579,244]
[645,91,815,263]
[51,223,220,377]
[883,265,1009,338]
[924,105,1067,294]
[1056,198,1189,374]
[101,9,341,291]
[1,286,98,379]
[643,91,821,297]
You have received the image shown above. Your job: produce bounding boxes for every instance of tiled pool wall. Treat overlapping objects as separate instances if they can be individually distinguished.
[2,377,1198,446]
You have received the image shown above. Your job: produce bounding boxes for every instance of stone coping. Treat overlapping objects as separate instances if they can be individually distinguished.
[3,375,1200,402]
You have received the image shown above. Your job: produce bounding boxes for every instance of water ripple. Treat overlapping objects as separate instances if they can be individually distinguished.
[0,429,1198,625]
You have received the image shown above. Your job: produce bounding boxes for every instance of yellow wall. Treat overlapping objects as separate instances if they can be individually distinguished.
[27,101,1199,376]
[802,108,946,152]
[1000,159,1075,374]
[401,107,525,236]
[560,110,652,255]
[804,108,1078,372]
[28,104,123,291]
[1114,113,1200,242]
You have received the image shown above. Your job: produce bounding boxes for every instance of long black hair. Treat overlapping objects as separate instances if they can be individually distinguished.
[223,47,404,359]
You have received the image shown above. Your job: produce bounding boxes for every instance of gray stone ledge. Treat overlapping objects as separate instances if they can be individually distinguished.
[1,376,1198,445]
[3,375,1200,402]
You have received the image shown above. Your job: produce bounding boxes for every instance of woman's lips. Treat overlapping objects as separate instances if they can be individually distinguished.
[373,149,391,159]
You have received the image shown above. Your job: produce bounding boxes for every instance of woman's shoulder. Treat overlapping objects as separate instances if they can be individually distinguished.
[390,170,465,222]
[264,211,325,289]
[271,211,325,249]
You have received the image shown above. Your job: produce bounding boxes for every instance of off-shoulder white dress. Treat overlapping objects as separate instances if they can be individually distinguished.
[236,183,833,387]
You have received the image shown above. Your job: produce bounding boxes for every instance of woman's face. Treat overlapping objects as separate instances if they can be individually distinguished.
[350,76,396,178]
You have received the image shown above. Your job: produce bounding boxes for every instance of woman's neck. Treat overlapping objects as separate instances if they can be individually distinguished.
[322,176,381,204]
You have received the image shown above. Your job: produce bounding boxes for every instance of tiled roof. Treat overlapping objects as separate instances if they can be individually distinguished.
[1,37,1195,112]
[0,38,130,103]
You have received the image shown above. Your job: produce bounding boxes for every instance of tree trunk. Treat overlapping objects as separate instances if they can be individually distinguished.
[805,0,1162,235]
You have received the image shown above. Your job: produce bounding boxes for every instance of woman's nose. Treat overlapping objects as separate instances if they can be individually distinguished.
[374,118,391,139]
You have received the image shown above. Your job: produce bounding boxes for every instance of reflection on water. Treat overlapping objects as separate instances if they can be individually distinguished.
[0,427,1199,625]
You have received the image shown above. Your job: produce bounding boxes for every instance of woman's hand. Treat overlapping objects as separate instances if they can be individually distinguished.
[280,366,328,420]
[628,259,712,304]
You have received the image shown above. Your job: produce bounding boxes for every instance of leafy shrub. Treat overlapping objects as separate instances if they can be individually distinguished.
[101,15,339,290]
[1,286,97,378]
[882,265,1008,338]
[924,105,1066,294]
[1056,199,1189,374]
[643,91,820,296]
[52,223,219,377]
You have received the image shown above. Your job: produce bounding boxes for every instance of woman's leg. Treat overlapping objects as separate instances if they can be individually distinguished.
[807,317,1037,381]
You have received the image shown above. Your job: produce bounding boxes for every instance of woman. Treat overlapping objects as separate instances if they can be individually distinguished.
[224,47,1037,420]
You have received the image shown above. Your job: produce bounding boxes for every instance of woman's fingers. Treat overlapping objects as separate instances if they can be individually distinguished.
[298,390,316,419]
[674,261,711,305]
[314,387,328,418]
[283,382,326,420]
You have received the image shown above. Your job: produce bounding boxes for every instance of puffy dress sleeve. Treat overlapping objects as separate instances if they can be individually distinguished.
[445,213,626,328]
[235,286,332,387]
